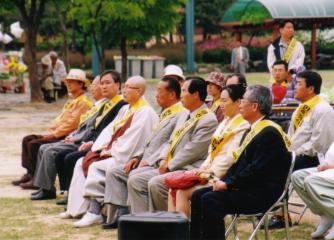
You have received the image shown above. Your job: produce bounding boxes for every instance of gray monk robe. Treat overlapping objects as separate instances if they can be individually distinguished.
[33,96,125,191]
[104,102,187,207]
[127,104,218,213]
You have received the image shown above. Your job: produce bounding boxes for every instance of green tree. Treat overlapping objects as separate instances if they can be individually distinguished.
[195,0,235,41]
[2,0,48,101]
[70,0,184,80]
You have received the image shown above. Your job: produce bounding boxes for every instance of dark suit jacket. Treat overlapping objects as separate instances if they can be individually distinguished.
[223,125,291,199]
[80,100,127,143]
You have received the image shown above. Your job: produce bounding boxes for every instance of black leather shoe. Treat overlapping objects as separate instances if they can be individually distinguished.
[31,189,56,200]
[101,219,118,229]
[260,215,292,229]
[31,189,42,196]
[56,197,68,205]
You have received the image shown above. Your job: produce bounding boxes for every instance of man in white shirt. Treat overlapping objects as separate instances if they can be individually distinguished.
[267,20,305,75]
[268,70,334,229]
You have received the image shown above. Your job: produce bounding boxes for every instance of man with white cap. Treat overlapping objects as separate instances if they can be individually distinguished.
[13,69,93,190]
[163,64,185,86]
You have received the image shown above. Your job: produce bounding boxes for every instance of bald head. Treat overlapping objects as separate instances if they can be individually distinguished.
[123,76,146,104]
[127,76,146,95]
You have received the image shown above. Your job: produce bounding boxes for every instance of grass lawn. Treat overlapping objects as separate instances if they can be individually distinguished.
[0,196,316,240]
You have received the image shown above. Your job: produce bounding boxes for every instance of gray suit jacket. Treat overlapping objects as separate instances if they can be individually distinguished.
[141,109,189,166]
[68,99,109,143]
[159,105,218,171]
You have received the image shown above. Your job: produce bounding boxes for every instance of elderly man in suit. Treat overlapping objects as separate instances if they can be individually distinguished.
[190,85,292,240]
[127,76,218,213]
[100,76,187,229]
[231,40,249,75]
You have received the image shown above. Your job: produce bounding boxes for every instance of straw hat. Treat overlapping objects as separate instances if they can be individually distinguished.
[65,69,89,87]
[163,65,185,80]
[206,72,225,87]
[41,55,51,65]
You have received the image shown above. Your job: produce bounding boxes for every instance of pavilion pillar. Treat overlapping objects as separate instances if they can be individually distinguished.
[311,23,317,69]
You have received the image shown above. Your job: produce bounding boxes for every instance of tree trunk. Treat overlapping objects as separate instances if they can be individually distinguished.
[120,37,127,82]
[25,27,42,101]
[54,2,70,70]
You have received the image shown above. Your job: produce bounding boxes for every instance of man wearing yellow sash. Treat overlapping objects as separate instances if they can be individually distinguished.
[289,72,334,239]
[15,69,92,190]
[30,70,127,200]
[205,71,225,122]
[267,20,305,75]
[168,84,249,218]
[64,76,158,227]
[268,71,334,229]
[127,77,218,214]
[99,77,187,229]
[190,85,292,240]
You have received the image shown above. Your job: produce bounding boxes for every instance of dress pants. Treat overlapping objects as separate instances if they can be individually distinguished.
[127,167,169,213]
[21,134,60,175]
[291,167,334,218]
[33,142,77,190]
[83,158,117,202]
[56,149,89,191]
[190,186,280,240]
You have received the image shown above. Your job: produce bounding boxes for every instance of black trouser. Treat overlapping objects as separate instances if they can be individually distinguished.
[293,154,319,172]
[56,149,89,191]
[190,186,279,240]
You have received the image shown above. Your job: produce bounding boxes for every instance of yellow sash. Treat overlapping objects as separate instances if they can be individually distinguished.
[55,94,93,122]
[167,108,209,161]
[292,95,321,132]
[210,99,222,113]
[232,120,291,162]
[160,103,185,123]
[112,98,149,132]
[209,114,245,164]
[283,37,297,63]
[94,95,123,127]
[79,100,106,125]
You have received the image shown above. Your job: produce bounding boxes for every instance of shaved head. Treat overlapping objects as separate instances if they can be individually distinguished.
[126,76,146,95]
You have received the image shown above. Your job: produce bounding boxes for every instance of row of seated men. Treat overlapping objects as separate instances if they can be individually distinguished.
[12,64,334,240]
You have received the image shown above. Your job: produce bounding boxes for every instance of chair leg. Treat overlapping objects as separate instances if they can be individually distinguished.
[225,215,238,239]
[233,217,238,240]
[283,200,291,240]
[264,214,269,240]
[251,216,259,240]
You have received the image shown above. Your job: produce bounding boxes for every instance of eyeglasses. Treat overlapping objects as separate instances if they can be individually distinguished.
[124,85,140,90]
